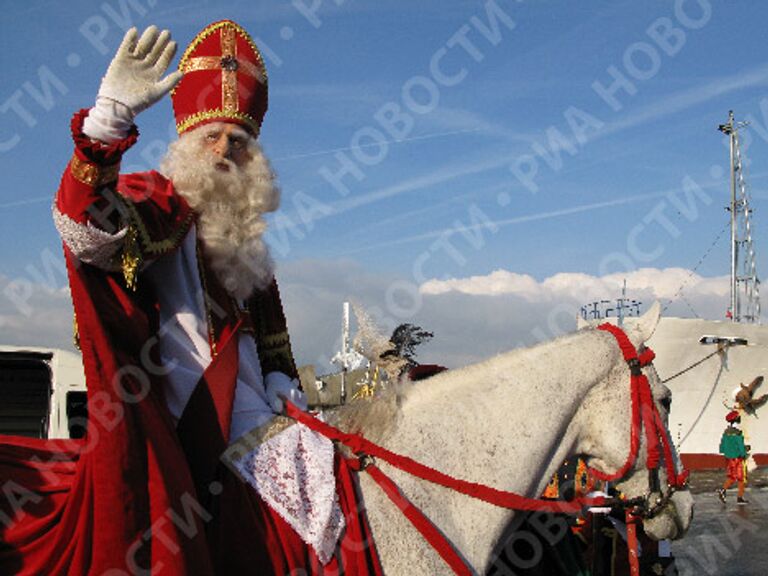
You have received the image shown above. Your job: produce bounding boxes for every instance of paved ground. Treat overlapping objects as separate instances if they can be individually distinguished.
[685,467,768,494]
[670,468,768,576]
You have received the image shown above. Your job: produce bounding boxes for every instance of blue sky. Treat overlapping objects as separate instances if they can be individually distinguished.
[2,1,768,371]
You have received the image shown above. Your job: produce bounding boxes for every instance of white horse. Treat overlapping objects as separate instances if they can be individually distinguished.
[329,302,693,575]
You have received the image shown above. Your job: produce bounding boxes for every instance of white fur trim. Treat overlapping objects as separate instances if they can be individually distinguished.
[53,205,126,270]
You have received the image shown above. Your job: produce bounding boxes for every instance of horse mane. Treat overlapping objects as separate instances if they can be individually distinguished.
[324,380,404,444]
[323,325,618,444]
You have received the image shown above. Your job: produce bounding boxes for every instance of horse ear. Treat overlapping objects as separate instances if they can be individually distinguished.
[627,301,661,345]
[576,314,591,330]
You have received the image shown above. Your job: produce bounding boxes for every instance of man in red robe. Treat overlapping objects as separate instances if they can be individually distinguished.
[0,21,380,575]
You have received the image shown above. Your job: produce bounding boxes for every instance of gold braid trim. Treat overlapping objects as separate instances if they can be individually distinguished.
[120,200,194,256]
[176,109,261,136]
[112,196,194,290]
[182,55,263,81]
[69,154,120,187]
[258,344,292,361]
[257,332,295,376]
[260,331,290,350]
[248,286,298,376]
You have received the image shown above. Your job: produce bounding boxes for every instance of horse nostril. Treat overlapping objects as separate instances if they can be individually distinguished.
[660,397,672,412]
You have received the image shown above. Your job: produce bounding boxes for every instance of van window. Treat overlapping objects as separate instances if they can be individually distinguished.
[0,355,52,437]
[66,391,88,439]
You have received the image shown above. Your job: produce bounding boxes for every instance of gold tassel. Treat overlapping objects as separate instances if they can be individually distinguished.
[122,224,142,290]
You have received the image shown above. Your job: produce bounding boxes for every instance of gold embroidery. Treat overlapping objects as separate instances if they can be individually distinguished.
[176,20,268,86]
[220,26,238,111]
[258,329,293,372]
[173,20,268,134]
[111,195,193,291]
[120,199,194,256]
[182,56,220,73]
[121,224,141,290]
[181,55,263,84]
[69,154,120,187]
[258,343,296,377]
[176,109,261,136]
[260,331,290,349]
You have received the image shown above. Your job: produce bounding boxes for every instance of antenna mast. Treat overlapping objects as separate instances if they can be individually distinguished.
[718,111,761,323]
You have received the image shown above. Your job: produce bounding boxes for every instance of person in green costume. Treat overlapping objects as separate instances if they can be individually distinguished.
[717,410,750,505]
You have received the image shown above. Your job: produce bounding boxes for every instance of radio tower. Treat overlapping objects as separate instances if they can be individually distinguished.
[718,111,761,323]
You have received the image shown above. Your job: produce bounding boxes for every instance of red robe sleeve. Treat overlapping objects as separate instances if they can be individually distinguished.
[56,109,138,225]
[55,110,193,287]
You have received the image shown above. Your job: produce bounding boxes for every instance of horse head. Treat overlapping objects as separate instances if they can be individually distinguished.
[574,302,693,540]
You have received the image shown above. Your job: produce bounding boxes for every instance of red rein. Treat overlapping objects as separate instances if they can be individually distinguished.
[283,323,688,574]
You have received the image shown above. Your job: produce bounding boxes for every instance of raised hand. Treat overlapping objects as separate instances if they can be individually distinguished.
[97,26,182,117]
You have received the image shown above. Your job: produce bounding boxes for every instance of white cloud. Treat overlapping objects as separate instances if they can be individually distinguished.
[409,267,739,368]
[421,269,541,299]
[0,263,739,376]
[0,275,75,352]
[422,267,729,303]
[280,263,739,372]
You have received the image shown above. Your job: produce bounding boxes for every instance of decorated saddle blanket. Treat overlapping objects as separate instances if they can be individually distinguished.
[223,416,346,564]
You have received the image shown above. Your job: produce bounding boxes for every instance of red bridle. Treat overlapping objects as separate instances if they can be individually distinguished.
[592,323,689,491]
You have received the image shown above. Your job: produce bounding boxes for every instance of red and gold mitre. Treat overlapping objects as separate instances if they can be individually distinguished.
[172,20,268,136]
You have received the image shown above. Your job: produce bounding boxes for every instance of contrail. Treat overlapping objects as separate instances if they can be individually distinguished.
[272,127,483,161]
[0,196,51,209]
[337,188,677,255]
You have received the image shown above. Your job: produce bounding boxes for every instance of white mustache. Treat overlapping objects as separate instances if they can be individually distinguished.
[207,154,236,171]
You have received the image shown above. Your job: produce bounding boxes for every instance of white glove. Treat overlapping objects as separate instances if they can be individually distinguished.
[97,25,182,117]
[265,372,308,414]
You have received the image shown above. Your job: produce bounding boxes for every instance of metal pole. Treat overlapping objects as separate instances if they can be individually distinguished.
[720,111,738,322]
[730,112,738,322]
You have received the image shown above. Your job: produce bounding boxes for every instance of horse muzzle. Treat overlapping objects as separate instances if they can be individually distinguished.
[641,489,694,540]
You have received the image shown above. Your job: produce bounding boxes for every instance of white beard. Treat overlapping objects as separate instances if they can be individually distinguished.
[160,124,280,300]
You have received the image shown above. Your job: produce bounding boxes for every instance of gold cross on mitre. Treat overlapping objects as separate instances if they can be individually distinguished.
[181,23,265,113]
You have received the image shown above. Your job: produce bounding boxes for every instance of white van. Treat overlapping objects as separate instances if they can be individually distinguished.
[0,346,86,439]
